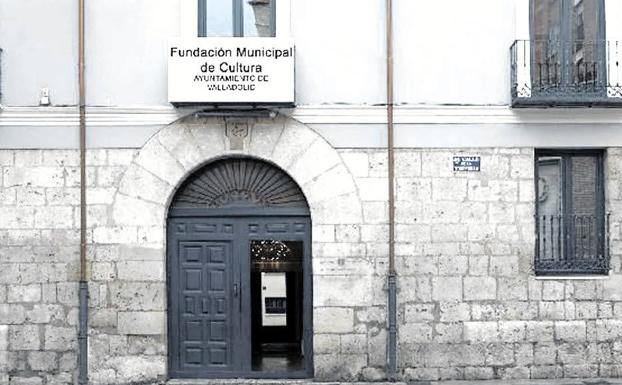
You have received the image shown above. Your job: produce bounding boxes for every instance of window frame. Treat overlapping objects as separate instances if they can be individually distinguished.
[529,0,607,43]
[528,0,607,93]
[197,0,277,38]
[534,148,608,276]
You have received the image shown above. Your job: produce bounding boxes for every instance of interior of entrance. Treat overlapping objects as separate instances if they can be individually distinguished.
[250,240,304,373]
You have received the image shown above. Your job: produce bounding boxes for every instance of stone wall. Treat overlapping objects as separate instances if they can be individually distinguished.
[380,148,622,381]
[78,116,377,384]
[0,148,135,385]
[1,127,622,384]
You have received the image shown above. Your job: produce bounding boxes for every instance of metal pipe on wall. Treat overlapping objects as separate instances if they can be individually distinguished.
[386,0,397,381]
[78,0,89,383]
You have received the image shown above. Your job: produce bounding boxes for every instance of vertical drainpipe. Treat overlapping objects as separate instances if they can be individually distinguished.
[78,0,89,384]
[386,0,397,381]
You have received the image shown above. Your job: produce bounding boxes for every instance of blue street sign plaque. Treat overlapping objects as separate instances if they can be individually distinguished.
[453,156,480,172]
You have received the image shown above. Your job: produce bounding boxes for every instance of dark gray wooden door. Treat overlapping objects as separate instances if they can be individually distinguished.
[168,215,313,378]
[168,218,241,377]
[168,157,313,378]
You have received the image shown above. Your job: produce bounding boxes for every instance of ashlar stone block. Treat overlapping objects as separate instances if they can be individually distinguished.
[340,152,369,178]
[432,276,462,301]
[288,138,341,186]
[314,334,339,354]
[118,311,165,335]
[27,351,57,371]
[117,261,164,282]
[311,192,363,225]
[555,320,587,342]
[303,164,357,204]
[315,307,354,334]
[7,285,41,303]
[156,125,204,171]
[434,322,463,343]
[499,321,527,342]
[314,275,370,307]
[340,334,367,354]
[404,303,435,322]
[534,343,557,365]
[118,165,172,205]
[112,194,164,227]
[0,325,7,350]
[9,325,40,350]
[463,276,496,301]
[44,326,76,351]
[110,355,165,383]
[542,281,566,301]
[527,321,555,342]
[432,178,467,201]
[399,323,433,344]
[557,342,587,364]
[464,321,498,343]
[395,151,421,177]
[439,302,470,322]
[134,140,185,186]
[108,282,165,311]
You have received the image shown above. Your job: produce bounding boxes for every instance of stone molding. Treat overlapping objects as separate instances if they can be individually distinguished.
[5,105,622,127]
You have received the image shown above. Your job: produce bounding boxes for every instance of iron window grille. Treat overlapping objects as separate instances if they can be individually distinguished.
[534,150,609,275]
[511,40,622,106]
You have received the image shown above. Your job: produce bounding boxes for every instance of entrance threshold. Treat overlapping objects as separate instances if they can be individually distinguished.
[167,381,406,385]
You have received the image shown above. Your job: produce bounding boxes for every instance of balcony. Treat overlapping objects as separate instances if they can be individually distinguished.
[511,40,622,107]
[535,214,610,275]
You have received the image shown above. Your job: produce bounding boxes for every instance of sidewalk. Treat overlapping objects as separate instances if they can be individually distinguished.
[425,380,622,385]
[166,378,622,385]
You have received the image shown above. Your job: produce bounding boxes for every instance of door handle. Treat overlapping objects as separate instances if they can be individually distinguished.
[233,283,238,297]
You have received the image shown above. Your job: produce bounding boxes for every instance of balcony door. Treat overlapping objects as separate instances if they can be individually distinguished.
[530,0,606,94]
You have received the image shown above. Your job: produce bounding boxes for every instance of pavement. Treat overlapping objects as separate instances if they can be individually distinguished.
[166,379,622,385]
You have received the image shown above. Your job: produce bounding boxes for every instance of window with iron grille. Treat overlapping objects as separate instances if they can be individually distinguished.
[535,150,609,275]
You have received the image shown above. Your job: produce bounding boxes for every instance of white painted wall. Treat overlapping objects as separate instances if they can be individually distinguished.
[0,0,78,106]
[0,0,385,107]
[291,0,386,105]
[394,0,516,105]
[0,0,620,112]
[85,0,180,106]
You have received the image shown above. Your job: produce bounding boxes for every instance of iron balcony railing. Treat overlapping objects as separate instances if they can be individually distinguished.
[511,40,622,106]
[535,214,610,275]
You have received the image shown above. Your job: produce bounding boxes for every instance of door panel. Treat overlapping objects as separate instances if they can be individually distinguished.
[169,219,240,377]
[179,241,235,372]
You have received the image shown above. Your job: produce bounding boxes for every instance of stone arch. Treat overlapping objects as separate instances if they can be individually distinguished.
[98,113,367,382]
[112,115,363,226]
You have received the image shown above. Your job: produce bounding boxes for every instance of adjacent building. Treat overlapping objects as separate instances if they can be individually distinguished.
[1,0,622,383]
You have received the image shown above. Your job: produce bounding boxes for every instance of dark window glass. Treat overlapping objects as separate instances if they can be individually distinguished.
[202,0,234,37]
[530,0,606,91]
[198,0,276,37]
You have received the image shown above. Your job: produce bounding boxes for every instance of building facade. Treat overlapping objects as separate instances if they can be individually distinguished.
[1,0,622,384]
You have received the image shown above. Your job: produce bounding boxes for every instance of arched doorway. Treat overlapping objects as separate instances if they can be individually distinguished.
[167,156,313,379]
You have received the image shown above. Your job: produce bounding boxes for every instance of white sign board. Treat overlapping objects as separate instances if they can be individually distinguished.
[168,38,295,104]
